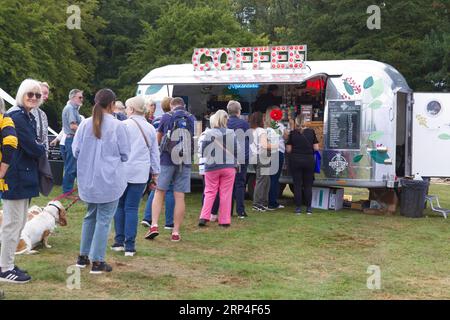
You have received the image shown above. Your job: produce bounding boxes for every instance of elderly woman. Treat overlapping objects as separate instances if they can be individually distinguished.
[112,96,160,256]
[145,98,157,124]
[198,110,238,227]
[1,79,45,283]
[113,101,127,121]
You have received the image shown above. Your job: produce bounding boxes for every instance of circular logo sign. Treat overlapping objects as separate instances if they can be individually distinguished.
[426,100,442,117]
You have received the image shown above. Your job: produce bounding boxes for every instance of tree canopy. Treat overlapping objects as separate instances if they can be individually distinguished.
[0,0,448,129]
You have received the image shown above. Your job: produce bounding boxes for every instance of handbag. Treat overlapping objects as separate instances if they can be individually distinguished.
[38,153,54,196]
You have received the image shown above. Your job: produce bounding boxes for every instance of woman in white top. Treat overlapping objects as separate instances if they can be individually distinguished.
[265,106,289,209]
[112,96,160,256]
[249,112,278,211]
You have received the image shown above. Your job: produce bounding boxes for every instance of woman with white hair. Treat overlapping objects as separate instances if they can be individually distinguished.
[0,79,46,283]
[198,110,238,227]
[112,96,160,256]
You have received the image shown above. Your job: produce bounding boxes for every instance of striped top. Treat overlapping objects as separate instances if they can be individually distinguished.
[0,113,18,164]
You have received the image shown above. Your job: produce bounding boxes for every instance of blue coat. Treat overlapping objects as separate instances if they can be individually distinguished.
[2,106,46,200]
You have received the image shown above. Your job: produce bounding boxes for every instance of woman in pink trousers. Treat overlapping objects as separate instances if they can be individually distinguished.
[198,110,239,227]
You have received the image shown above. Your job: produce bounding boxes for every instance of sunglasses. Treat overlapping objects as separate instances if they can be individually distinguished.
[77,96,84,100]
[26,92,42,99]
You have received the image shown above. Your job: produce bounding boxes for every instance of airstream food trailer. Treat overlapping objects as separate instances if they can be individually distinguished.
[137,45,450,195]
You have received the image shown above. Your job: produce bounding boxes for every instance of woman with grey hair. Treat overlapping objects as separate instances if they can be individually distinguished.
[1,79,45,283]
[198,110,238,227]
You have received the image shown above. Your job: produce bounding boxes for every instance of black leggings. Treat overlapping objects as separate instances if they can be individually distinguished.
[289,154,315,208]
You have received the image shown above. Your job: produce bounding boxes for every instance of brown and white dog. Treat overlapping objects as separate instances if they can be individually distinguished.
[0,201,67,255]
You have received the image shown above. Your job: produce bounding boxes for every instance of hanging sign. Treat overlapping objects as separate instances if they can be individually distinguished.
[192,45,307,71]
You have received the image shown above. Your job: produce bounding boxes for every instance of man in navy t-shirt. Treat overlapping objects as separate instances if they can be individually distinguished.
[144,97,195,242]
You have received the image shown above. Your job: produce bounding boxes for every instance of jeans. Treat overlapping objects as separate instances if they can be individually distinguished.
[253,163,270,207]
[232,164,248,215]
[62,137,77,193]
[80,200,119,262]
[114,183,147,251]
[144,186,174,227]
[268,152,285,208]
[60,144,66,162]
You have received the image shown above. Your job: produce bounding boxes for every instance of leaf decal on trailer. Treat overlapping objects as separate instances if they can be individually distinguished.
[369,150,390,164]
[371,79,384,99]
[353,155,364,163]
[368,100,383,110]
[368,131,384,141]
[344,81,354,95]
[363,76,374,89]
[438,133,450,140]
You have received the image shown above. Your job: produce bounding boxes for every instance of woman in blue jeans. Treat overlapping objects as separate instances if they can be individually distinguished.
[73,89,130,274]
[112,96,160,256]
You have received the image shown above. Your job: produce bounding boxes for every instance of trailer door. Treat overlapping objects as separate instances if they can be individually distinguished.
[412,92,450,177]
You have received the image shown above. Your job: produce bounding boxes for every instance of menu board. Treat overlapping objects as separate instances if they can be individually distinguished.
[327,100,361,150]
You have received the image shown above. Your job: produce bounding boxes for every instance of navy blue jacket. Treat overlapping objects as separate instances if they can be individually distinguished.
[227,115,250,164]
[3,106,46,200]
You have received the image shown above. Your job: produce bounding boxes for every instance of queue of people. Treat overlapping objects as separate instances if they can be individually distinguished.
[0,79,320,282]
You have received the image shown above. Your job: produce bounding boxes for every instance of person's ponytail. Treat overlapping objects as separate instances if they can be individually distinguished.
[92,88,116,139]
[92,103,103,139]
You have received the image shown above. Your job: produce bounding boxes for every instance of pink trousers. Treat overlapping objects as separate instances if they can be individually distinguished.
[200,168,236,225]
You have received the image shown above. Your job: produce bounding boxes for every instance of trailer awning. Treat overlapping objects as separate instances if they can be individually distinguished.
[138,64,335,85]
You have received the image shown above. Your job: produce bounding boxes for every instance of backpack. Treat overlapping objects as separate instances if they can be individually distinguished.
[160,109,194,158]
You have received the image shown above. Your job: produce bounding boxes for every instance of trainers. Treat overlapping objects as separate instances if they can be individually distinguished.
[0,268,31,284]
[76,255,91,268]
[164,224,174,230]
[171,234,181,242]
[264,206,275,211]
[252,205,266,212]
[144,226,159,240]
[124,250,136,257]
[238,215,246,219]
[141,219,151,228]
[90,262,113,274]
[295,207,302,215]
[210,214,218,222]
[14,265,28,274]
[269,204,285,210]
[110,243,125,252]
[198,219,208,227]
[306,208,313,215]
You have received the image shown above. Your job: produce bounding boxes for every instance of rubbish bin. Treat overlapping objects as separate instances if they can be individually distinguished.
[49,160,64,186]
[400,178,429,218]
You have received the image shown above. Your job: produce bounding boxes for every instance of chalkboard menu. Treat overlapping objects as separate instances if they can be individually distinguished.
[327,100,361,150]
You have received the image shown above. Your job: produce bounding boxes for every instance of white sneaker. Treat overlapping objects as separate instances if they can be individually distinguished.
[110,244,125,252]
[124,251,136,257]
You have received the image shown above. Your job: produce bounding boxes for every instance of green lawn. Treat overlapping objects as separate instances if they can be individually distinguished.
[1,183,450,300]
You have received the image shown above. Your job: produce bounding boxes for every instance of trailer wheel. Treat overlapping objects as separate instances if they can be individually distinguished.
[246,173,256,201]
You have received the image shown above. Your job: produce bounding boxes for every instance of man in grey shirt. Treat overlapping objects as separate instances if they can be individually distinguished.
[61,89,83,195]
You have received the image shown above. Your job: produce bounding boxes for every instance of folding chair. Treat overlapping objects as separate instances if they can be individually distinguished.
[425,195,450,219]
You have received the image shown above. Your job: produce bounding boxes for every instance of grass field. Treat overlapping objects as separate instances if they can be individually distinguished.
[1,183,449,300]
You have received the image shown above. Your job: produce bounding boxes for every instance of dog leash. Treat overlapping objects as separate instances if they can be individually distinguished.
[52,188,78,201]
[64,196,80,212]
[51,188,80,213]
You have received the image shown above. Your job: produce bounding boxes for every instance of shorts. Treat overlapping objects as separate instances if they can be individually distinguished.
[157,165,191,193]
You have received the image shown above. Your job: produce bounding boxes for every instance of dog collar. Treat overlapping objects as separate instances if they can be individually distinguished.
[48,203,61,215]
